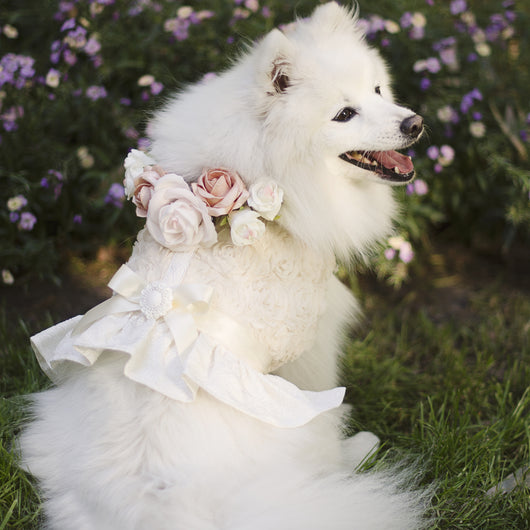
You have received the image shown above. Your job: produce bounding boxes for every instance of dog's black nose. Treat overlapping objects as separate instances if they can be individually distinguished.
[400,114,424,138]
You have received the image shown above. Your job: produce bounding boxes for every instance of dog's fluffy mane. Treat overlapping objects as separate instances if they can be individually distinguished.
[148,3,397,261]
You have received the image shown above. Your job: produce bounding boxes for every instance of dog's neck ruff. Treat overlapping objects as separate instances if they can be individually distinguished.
[32,223,344,427]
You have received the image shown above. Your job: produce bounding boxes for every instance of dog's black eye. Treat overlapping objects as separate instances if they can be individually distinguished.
[375,85,381,95]
[333,107,358,122]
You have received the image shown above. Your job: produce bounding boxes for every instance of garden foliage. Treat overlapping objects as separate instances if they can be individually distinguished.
[1,0,528,284]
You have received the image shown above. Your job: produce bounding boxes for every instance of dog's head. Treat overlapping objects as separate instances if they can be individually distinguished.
[254,3,423,186]
[149,3,424,258]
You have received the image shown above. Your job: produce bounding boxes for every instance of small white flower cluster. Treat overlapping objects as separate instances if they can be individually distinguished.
[123,150,284,250]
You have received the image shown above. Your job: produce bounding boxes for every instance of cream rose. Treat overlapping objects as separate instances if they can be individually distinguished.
[192,168,249,216]
[123,149,156,198]
[228,208,266,246]
[247,180,283,220]
[132,165,166,217]
[146,174,217,251]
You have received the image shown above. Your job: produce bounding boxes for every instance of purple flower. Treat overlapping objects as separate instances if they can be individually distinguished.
[40,177,49,188]
[86,85,107,101]
[119,98,132,106]
[399,242,414,263]
[409,26,425,40]
[60,18,76,31]
[150,81,164,95]
[84,37,101,55]
[19,212,37,231]
[48,169,64,181]
[137,137,151,150]
[9,212,19,223]
[400,12,413,29]
[3,119,17,132]
[470,88,483,101]
[164,18,190,41]
[63,49,78,66]
[450,0,467,15]
[420,77,431,91]
[426,57,441,73]
[427,146,440,160]
[461,94,474,113]
[73,214,83,224]
[105,183,125,208]
[384,248,396,260]
[413,179,429,195]
[66,26,87,48]
[0,70,14,86]
[0,54,35,87]
[461,89,483,113]
[433,36,457,51]
[91,55,103,68]
[439,47,457,67]
[18,56,35,78]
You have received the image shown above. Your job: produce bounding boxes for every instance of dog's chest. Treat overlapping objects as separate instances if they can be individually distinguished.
[128,227,335,370]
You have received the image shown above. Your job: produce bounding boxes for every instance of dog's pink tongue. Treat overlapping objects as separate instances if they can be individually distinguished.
[372,151,414,173]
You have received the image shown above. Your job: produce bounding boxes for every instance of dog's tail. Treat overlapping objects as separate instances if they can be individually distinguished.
[219,465,432,530]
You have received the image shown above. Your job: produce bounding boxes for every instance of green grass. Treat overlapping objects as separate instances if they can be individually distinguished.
[341,272,530,528]
[1,313,48,529]
[1,261,529,528]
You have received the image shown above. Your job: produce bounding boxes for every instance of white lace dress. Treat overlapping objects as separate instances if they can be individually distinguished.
[32,225,345,428]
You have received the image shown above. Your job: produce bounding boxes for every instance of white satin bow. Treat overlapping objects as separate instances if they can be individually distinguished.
[72,264,213,355]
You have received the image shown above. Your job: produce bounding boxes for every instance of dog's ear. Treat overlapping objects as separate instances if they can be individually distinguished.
[309,2,359,34]
[256,29,294,96]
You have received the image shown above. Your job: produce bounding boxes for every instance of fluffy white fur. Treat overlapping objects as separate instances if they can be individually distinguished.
[21,4,430,529]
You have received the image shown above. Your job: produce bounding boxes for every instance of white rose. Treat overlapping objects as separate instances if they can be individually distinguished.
[247,180,283,221]
[229,209,266,246]
[123,149,156,198]
[146,174,217,251]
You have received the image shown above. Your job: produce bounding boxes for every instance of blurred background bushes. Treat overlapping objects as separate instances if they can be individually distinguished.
[0,0,528,284]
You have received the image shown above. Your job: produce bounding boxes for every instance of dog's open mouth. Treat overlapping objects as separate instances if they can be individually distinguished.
[340,150,415,183]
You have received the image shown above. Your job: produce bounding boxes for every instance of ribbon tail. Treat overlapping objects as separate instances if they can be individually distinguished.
[72,296,138,336]
[164,311,199,354]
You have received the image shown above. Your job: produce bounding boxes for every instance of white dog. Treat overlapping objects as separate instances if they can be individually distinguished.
[21,4,429,529]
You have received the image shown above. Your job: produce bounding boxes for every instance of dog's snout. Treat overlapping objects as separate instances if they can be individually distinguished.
[400,114,424,138]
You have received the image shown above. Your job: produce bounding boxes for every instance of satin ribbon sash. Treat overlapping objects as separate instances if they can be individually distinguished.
[71,264,274,373]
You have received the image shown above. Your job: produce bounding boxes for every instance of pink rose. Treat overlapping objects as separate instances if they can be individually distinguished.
[192,168,249,216]
[146,174,217,251]
[133,165,166,217]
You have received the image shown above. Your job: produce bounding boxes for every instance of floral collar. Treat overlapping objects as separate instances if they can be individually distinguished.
[123,149,284,251]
